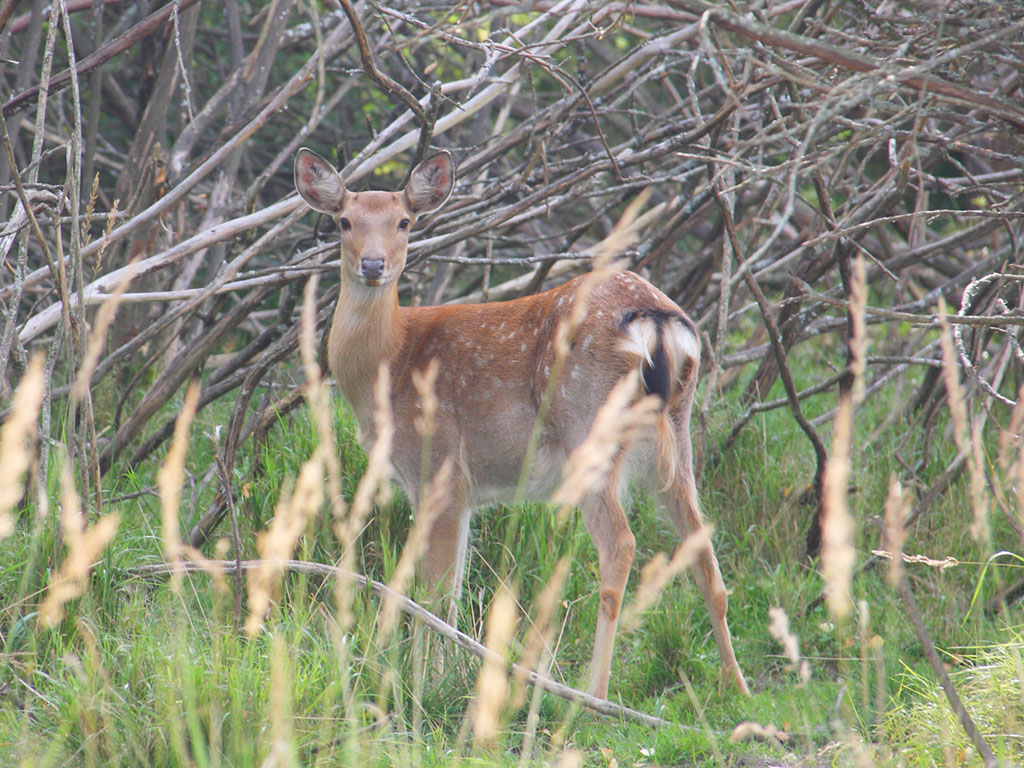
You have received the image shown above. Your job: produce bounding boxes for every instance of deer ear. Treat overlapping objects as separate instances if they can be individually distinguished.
[404,151,454,215]
[295,148,347,213]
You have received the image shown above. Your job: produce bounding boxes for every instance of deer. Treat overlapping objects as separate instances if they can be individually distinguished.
[293,147,749,699]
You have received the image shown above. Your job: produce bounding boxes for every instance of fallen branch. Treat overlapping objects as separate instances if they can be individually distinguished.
[130,557,689,730]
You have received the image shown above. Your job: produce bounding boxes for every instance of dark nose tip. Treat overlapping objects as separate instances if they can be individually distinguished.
[360,257,384,280]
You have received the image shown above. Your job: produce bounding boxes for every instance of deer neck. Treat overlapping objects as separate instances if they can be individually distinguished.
[327,275,407,428]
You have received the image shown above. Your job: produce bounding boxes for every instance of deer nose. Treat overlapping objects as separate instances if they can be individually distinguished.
[359,256,385,280]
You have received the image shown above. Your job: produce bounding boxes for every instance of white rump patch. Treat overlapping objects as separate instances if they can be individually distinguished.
[617,316,658,365]
[618,315,701,374]
[665,319,701,364]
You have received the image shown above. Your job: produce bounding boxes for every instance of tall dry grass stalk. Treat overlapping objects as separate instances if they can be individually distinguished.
[517,189,653,499]
[820,255,868,620]
[938,301,989,546]
[768,606,811,683]
[512,557,569,708]
[821,392,854,620]
[551,375,660,517]
[334,363,394,631]
[473,584,518,748]
[412,357,440,483]
[619,526,711,632]
[515,558,569,763]
[246,450,326,635]
[849,256,868,404]
[71,257,136,403]
[39,461,119,627]
[264,633,298,767]
[998,388,1024,550]
[1014,411,1024,552]
[882,477,907,588]
[158,378,201,591]
[997,385,1024,469]
[300,275,346,523]
[377,457,453,641]
[0,354,44,539]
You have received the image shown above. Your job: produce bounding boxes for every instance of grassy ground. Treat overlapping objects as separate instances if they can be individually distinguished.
[1,349,1022,767]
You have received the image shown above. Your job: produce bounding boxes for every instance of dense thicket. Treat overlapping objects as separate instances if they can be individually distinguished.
[2,0,1023,580]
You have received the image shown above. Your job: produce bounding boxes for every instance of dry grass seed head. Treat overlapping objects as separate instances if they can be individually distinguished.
[349,362,395,524]
[552,374,660,515]
[768,606,811,683]
[473,584,518,747]
[997,384,1024,469]
[882,476,908,587]
[969,419,990,545]
[93,197,120,272]
[266,633,297,766]
[377,457,453,641]
[412,357,440,441]
[549,189,654,367]
[592,187,653,265]
[938,301,969,451]
[39,462,120,627]
[939,302,989,545]
[821,393,855,620]
[1015,439,1024,552]
[729,721,789,745]
[71,261,138,403]
[512,556,570,708]
[300,274,332,437]
[849,256,868,404]
[246,449,325,636]
[334,363,394,630]
[157,378,200,589]
[300,275,347,526]
[0,354,45,539]
[620,525,711,633]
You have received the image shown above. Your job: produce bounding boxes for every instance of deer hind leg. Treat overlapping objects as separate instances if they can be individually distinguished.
[582,473,635,700]
[660,452,750,696]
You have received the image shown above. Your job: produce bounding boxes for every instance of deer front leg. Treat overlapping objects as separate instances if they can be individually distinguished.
[420,498,473,624]
[582,485,635,700]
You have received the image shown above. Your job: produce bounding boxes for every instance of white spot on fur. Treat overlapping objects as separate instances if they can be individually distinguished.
[544,365,550,377]
[520,342,527,352]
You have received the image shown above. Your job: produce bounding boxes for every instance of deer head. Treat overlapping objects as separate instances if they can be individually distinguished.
[294,149,454,287]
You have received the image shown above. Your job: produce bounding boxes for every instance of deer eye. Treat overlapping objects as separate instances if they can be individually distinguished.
[339,217,352,231]
[398,218,410,231]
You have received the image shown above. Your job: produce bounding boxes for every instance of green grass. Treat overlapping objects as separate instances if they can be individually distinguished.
[1,355,1022,767]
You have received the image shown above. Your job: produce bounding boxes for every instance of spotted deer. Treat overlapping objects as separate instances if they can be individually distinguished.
[294,147,749,699]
